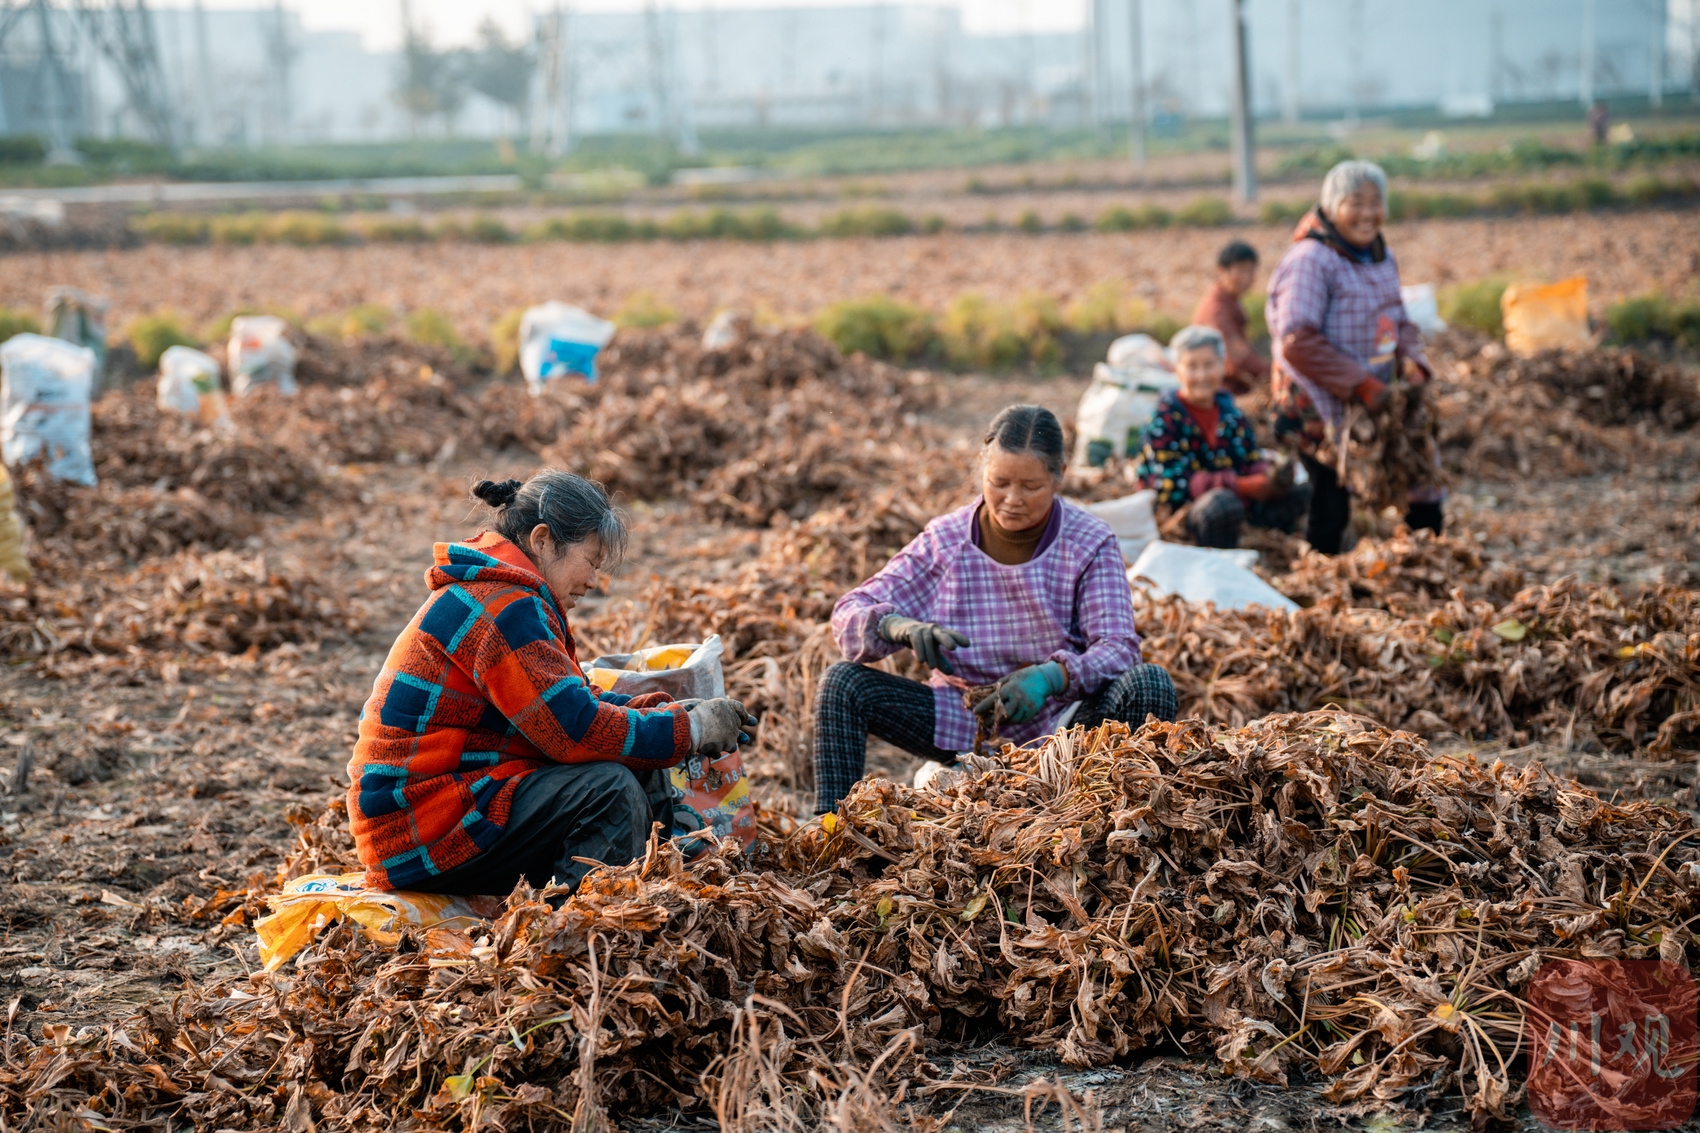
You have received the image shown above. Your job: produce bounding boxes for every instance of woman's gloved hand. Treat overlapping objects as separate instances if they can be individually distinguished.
[686,697,758,754]
[878,615,972,674]
[973,661,1067,726]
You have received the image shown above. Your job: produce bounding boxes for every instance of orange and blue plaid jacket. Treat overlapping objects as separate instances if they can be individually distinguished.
[347,532,689,890]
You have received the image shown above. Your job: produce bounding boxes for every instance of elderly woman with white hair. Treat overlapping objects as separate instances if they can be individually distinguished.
[1265,159,1441,555]
[1136,324,1309,548]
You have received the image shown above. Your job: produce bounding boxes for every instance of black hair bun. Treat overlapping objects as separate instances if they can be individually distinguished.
[471,478,523,508]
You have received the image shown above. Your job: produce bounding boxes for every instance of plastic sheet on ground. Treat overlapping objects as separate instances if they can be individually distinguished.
[254,871,503,970]
[0,332,97,486]
[1127,539,1299,612]
[1081,489,1158,564]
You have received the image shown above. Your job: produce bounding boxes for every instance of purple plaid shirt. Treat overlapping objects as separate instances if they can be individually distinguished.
[831,499,1141,751]
[1265,237,1427,428]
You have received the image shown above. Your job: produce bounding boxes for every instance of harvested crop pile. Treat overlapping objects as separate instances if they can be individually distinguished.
[1271,528,1526,614]
[1138,576,1699,754]
[11,463,254,565]
[509,326,949,524]
[9,712,1698,1130]
[292,331,480,390]
[92,386,318,512]
[1312,384,1446,511]
[0,550,362,662]
[1425,335,1700,479]
[240,377,473,467]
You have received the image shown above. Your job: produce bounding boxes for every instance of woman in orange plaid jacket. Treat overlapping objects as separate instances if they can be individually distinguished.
[346,470,754,896]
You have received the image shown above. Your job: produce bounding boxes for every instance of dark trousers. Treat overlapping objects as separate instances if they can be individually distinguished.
[1186,484,1314,549]
[1299,455,1443,555]
[812,661,1179,813]
[411,761,673,898]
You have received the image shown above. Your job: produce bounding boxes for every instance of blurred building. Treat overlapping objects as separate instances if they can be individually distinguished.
[0,0,1685,149]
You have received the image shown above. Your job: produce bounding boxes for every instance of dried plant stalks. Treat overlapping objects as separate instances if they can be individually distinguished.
[9,711,1699,1131]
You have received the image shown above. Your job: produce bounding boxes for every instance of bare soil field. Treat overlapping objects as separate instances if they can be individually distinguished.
[5,210,1698,339]
[0,217,1697,1130]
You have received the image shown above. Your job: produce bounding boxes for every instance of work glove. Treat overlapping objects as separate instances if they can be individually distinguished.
[973,661,1066,727]
[1400,356,1430,385]
[686,697,758,755]
[1188,470,1238,499]
[878,615,972,675]
[1354,378,1391,411]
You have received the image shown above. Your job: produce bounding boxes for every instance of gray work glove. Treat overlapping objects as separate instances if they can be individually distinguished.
[878,615,972,675]
[686,697,758,754]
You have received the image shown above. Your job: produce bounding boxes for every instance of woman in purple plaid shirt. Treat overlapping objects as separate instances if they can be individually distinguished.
[1265,159,1442,554]
[811,405,1177,814]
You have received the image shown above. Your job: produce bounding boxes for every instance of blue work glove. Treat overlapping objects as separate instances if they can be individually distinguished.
[973,661,1066,726]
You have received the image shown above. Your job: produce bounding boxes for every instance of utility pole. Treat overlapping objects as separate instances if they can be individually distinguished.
[1282,0,1299,124]
[30,0,79,157]
[1489,5,1502,106]
[193,0,212,145]
[1085,0,1103,136]
[869,2,885,125]
[1345,0,1361,124]
[1127,0,1144,164]
[1651,21,1664,110]
[1579,0,1595,106]
[264,0,295,145]
[1228,0,1256,202]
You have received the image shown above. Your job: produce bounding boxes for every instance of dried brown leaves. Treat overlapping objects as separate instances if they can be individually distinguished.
[10,711,1698,1130]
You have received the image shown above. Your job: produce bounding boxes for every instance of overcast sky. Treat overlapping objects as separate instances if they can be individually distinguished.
[162,1,1091,52]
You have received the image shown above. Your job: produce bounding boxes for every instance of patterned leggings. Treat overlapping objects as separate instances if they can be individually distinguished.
[812,661,1179,813]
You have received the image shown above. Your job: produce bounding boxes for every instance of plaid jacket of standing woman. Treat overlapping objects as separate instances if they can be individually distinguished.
[347,531,689,890]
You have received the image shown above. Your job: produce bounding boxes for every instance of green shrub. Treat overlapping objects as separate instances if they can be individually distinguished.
[314,304,393,339]
[1064,281,1126,334]
[1576,178,1615,208]
[1604,293,1700,345]
[919,213,946,234]
[1259,200,1310,224]
[1095,203,1172,232]
[938,293,1027,369]
[490,308,525,375]
[1624,175,1675,204]
[362,216,434,242]
[132,212,212,244]
[814,295,934,360]
[1016,209,1043,233]
[818,207,913,238]
[1010,292,1064,365]
[465,214,514,243]
[267,211,351,246]
[1058,213,1087,233]
[1119,300,1181,345]
[1243,291,1268,342]
[209,212,267,245]
[404,309,463,353]
[0,307,40,344]
[1175,197,1233,226]
[614,291,678,329]
[1387,191,1475,220]
[528,213,646,242]
[1439,277,1510,337]
[123,310,197,369]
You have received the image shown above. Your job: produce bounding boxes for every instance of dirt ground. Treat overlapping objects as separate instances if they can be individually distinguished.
[1,217,1698,1128]
[6,208,1699,340]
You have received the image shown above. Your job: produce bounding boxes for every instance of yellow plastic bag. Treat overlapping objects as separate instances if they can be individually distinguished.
[254,872,501,970]
[584,636,724,700]
[0,464,29,583]
[1502,277,1593,356]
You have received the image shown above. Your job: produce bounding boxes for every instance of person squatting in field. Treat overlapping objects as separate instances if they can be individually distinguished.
[345,470,755,896]
[1265,158,1443,554]
[1189,239,1270,395]
[1136,324,1311,549]
[811,404,1178,814]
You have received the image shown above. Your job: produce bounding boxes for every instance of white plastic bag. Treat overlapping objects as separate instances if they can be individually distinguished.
[44,287,108,384]
[519,301,617,394]
[157,344,229,425]
[1127,540,1298,613]
[1073,360,1178,467]
[701,310,750,351]
[1400,284,1448,337]
[0,333,96,486]
[585,635,725,701]
[1082,489,1159,565]
[228,315,298,397]
[1107,332,1170,371]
